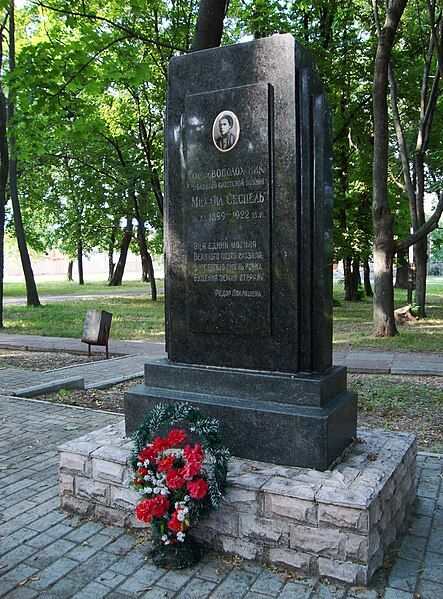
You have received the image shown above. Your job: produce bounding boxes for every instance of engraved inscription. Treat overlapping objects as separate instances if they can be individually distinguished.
[184,83,272,335]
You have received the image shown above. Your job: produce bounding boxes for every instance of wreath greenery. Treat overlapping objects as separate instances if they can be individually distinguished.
[130,402,230,569]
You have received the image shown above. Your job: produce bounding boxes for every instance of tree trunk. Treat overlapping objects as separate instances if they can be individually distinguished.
[363,260,373,297]
[77,239,84,285]
[109,217,133,286]
[137,225,150,283]
[344,257,361,302]
[136,224,157,301]
[7,2,41,308]
[0,86,8,329]
[414,237,427,317]
[107,227,116,283]
[394,250,409,288]
[371,0,407,336]
[67,260,73,281]
[191,0,229,51]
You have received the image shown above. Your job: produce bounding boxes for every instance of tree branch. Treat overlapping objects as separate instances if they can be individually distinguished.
[49,36,127,99]
[396,191,443,252]
[32,1,187,53]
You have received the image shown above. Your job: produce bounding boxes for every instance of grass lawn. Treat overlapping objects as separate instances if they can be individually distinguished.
[3,279,162,297]
[333,280,442,353]
[2,280,442,351]
[3,296,165,340]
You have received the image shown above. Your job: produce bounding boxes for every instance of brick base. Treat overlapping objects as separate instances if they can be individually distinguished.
[58,424,416,585]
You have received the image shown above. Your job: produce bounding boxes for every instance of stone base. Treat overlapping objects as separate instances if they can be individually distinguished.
[58,425,416,585]
[124,358,357,470]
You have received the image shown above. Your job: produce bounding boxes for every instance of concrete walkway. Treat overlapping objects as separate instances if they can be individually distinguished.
[3,288,164,306]
[0,396,441,598]
[0,333,442,375]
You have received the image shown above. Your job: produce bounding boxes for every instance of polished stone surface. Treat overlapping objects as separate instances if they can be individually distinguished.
[165,34,333,374]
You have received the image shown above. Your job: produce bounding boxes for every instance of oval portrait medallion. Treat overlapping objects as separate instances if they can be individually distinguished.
[212,111,240,152]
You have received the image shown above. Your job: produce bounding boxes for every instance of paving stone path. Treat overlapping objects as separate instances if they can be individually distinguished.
[0,333,442,375]
[0,353,164,396]
[0,396,441,598]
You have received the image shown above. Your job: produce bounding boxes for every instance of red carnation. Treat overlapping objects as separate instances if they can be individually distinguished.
[166,469,185,490]
[180,460,201,479]
[138,446,158,463]
[135,467,148,477]
[187,477,208,499]
[157,455,175,472]
[152,436,169,453]
[168,510,189,533]
[166,429,187,448]
[149,495,170,518]
[135,499,153,523]
[184,444,204,463]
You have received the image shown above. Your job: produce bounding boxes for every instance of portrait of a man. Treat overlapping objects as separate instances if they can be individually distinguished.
[212,111,240,152]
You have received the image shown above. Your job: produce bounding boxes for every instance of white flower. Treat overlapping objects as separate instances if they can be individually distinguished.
[143,475,150,481]
[177,532,186,542]
[184,495,190,502]
[154,487,160,494]
[177,511,185,522]
[144,487,153,494]
[164,539,170,545]
[161,535,168,542]
[137,461,142,467]
[160,488,169,496]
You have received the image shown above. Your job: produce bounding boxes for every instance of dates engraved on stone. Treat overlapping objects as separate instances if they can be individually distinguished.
[212,111,240,152]
[184,83,272,336]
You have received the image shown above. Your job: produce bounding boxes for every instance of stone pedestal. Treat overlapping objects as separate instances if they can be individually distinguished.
[124,358,357,470]
[58,425,416,586]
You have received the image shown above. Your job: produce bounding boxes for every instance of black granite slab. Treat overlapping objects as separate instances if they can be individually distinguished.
[142,358,346,408]
[165,33,333,374]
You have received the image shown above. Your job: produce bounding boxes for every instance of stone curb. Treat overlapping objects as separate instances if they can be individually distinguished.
[85,372,144,390]
[12,376,85,397]
[0,393,123,415]
[43,355,144,373]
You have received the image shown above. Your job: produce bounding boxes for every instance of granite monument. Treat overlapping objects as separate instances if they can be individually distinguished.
[125,34,357,470]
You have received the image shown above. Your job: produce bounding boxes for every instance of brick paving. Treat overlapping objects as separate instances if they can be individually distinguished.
[0,396,441,598]
[0,354,161,396]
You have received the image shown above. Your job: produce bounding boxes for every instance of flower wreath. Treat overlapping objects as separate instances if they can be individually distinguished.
[130,402,230,568]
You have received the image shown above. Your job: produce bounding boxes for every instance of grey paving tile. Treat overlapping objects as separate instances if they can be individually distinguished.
[0,544,38,574]
[25,538,77,569]
[71,581,110,599]
[175,576,218,598]
[95,568,126,589]
[156,567,200,591]
[383,588,414,599]
[2,563,39,584]
[249,570,286,595]
[209,569,258,598]
[278,581,312,599]
[3,586,39,599]
[109,548,149,575]
[42,575,87,598]
[387,557,420,592]
[348,587,378,599]
[416,578,443,599]
[116,564,165,593]
[395,534,427,562]
[26,556,79,590]
[421,551,443,583]
[68,550,120,583]
[311,582,347,598]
